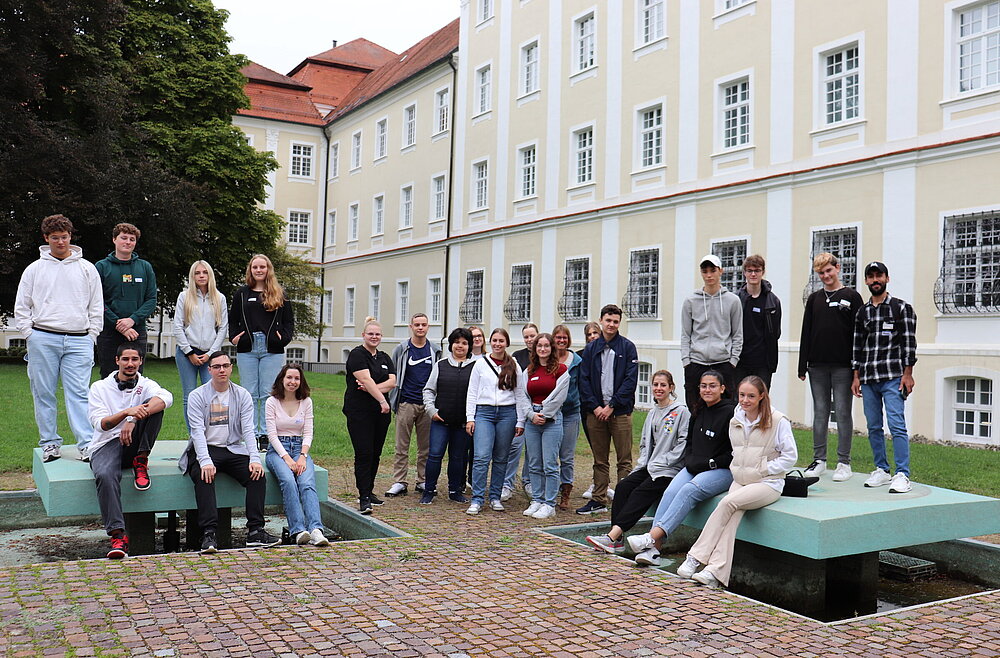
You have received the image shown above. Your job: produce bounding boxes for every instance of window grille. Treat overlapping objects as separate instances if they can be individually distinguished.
[557,258,590,321]
[504,265,533,323]
[802,227,858,305]
[935,211,1000,313]
[459,271,484,324]
[621,249,659,318]
[713,240,747,291]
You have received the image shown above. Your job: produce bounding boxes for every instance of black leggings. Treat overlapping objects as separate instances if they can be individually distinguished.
[610,467,671,533]
[346,409,392,499]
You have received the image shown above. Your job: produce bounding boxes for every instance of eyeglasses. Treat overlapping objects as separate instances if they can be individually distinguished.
[744,268,763,274]
[209,363,232,370]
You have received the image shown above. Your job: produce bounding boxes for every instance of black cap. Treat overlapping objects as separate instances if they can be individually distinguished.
[864,261,889,276]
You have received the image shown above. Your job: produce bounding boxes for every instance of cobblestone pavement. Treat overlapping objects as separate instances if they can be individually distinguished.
[1,464,998,657]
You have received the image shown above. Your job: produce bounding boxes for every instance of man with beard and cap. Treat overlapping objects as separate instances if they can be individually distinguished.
[851,261,917,494]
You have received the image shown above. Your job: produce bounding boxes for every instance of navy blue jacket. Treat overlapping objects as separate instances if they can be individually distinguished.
[579,332,639,416]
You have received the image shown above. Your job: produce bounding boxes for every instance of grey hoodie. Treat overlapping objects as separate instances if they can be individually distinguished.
[680,287,743,367]
[635,400,690,479]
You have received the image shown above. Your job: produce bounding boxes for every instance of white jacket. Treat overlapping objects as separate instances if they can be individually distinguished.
[465,355,528,428]
[87,373,173,454]
[14,245,103,341]
[172,289,228,354]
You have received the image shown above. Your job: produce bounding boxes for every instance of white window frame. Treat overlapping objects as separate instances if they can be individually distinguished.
[636,362,653,406]
[936,210,1000,314]
[636,102,664,170]
[716,72,753,152]
[460,269,485,324]
[289,142,315,179]
[285,347,305,362]
[322,290,333,325]
[637,0,666,47]
[478,0,494,23]
[403,104,417,148]
[558,257,590,321]
[372,194,385,236]
[816,38,864,128]
[327,210,336,246]
[286,210,311,245]
[954,0,1000,94]
[504,263,533,323]
[472,160,489,210]
[428,276,443,324]
[348,203,359,242]
[574,11,597,73]
[518,144,537,199]
[953,376,994,440]
[804,224,861,302]
[374,117,388,161]
[434,87,451,135]
[475,63,492,116]
[622,247,660,319]
[431,174,447,222]
[351,131,362,170]
[399,185,414,229]
[521,40,541,96]
[329,142,340,179]
[397,280,410,325]
[369,283,381,321]
[344,286,356,326]
[571,125,595,186]
[711,237,750,292]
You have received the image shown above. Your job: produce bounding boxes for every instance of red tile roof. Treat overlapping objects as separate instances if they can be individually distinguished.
[290,38,398,75]
[241,62,311,91]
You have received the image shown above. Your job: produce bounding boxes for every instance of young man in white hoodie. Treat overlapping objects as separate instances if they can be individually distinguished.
[680,254,743,410]
[14,215,104,463]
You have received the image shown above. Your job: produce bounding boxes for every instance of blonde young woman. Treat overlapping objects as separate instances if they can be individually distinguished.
[229,254,294,438]
[173,261,228,432]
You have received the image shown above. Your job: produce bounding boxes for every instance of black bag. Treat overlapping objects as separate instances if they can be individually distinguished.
[782,469,819,497]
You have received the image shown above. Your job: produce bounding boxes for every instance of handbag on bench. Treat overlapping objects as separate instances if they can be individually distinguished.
[782,469,819,497]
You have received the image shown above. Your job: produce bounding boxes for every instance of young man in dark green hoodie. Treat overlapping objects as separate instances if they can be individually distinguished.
[95,223,157,377]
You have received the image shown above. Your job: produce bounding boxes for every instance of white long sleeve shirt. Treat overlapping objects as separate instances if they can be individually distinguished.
[733,406,798,493]
[465,355,527,427]
[172,289,228,355]
[14,245,103,341]
[87,373,173,454]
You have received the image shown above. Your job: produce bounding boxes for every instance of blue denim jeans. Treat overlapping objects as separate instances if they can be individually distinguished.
[651,466,734,536]
[236,332,285,435]
[503,430,529,489]
[425,421,469,494]
[26,331,94,450]
[175,347,211,432]
[524,412,563,507]
[265,436,321,535]
[559,411,580,485]
[861,377,910,475]
[471,404,517,505]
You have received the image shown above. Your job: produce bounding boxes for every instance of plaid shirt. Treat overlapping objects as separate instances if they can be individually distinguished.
[851,294,917,384]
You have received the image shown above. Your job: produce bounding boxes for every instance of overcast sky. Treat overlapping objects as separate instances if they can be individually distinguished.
[213,0,461,75]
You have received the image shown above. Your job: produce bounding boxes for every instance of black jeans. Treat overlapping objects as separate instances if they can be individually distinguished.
[91,409,163,534]
[97,327,147,377]
[346,409,392,500]
[609,467,671,533]
[187,446,266,535]
[683,362,736,410]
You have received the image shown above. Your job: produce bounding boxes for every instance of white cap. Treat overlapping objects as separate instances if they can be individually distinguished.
[700,254,722,269]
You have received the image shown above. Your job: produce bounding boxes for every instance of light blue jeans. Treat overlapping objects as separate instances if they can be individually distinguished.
[503,430,529,489]
[265,436,321,535]
[471,404,517,505]
[236,332,285,435]
[651,467,734,536]
[26,331,93,450]
[861,377,910,475]
[175,347,211,432]
[559,411,581,485]
[524,412,563,507]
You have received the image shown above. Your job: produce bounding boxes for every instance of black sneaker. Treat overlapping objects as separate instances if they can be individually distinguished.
[359,498,373,515]
[246,529,281,547]
[369,494,385,506]
[448,491,469,504]
[419,490,435,504]
[576,500,608,515]
[200,533,218,555]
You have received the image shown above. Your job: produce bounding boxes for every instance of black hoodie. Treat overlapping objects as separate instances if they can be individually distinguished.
[683,398,737,474]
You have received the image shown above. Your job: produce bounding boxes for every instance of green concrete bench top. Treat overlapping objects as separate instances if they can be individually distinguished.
[681,475,1000,560]
[32,441,328,518]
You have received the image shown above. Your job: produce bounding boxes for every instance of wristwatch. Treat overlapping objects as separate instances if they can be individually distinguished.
[125,416,135,424]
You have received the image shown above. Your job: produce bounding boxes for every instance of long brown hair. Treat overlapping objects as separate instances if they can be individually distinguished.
[488,328,518,390]
[245,254,284,311]
[528,333,561,376]
[270,363,311,400]
[739,375,772,431]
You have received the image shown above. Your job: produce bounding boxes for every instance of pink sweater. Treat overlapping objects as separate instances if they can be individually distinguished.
[265,396,314,458]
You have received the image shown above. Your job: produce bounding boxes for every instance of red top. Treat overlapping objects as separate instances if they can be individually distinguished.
[526,364,568,404]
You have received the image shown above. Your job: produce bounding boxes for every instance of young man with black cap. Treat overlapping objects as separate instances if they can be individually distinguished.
[851,261,917,494]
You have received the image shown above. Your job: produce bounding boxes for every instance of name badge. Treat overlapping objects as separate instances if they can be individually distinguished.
[530,376,540,381]
[883,322,894,330]
[248,297,257,302]
[828,301,840,307]
[381,364,388,369]
[752,307,761,313]
[881,331,893,337]
[706,430,715,437]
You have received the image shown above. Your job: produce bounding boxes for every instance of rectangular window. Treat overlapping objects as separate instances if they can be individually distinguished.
[322,291,333,325]
[955,377,993,438]
[345,286,356,325]
[823,45,860,125]
[375,119,388,159]
[636,363,653,405]
[639,106,663,168]
[330,143,339,178]
[429,277,442,323]
[403,105,416,147]
[725,0,751,8]
[290,144,313,178]
[958,1,1000,92]
[558,258,590,321]
[937,211,1000,313]
[807,227,858,296]
[460,270,484,324]
[369,284,380,320]
[327,211,336,246]
[473,161,489,209]
[574,128,594,184]
[8,338,26,349]
[435,89,450,134]
[504,264,533,323]
[432,175,447,220]
[622,249,659,318]
[722,79,751,148]
[522,42,540,94]
[351,131,362,169]
[479,0,494,22]
[476,65,492,115]
[286,347,305,362]
[519,145,536,198]
[372,195,384,235]
[287,211,310,245]
[575,13,596,72]
[400,186,413,229]
[640,0,665,44]
[713,239,748,291]
[348,203,359,241]
[397,281,409,324]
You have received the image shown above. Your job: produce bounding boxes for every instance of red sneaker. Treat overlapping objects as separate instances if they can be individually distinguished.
[133,455,150,491]
[107,534,129,559]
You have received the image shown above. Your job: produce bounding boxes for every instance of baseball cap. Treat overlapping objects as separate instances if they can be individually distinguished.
[700,254,722,269]
[864,261,889,276]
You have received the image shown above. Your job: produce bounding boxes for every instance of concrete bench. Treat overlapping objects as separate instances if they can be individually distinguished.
[656,475,1000,618]
[32,441,329,555]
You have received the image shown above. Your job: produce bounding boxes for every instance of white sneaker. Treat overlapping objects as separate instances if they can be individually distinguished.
[531,504,556,519]
[803,460,826,477]
[635,548,661,567]
[888,472,912,493]
[309,528,330,546]
[466,503,482,515]
[295,530,311,545]
[42,445,61,463]
[607,487,615,500]
[582,484,594,499]
[626,532,654,554]
[522,501,542,516]
[677,555,702,579]
[523,482,533,498]
[76,446,90,462]
[385,482,407,497]
[832,463,853,482]
[692,569,721,588]
[500,486,513,502]
[864,468,892,488]
[489,499,505,512]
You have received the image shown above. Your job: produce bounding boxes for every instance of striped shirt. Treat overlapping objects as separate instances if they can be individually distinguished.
[851,294,917,384]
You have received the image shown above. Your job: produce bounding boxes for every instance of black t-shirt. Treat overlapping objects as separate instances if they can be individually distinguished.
[740,294,767,367]
[343,345,395,415]
[512,348,530,371]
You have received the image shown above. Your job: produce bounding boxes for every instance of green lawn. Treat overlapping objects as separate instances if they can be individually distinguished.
[2,361,998,496]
